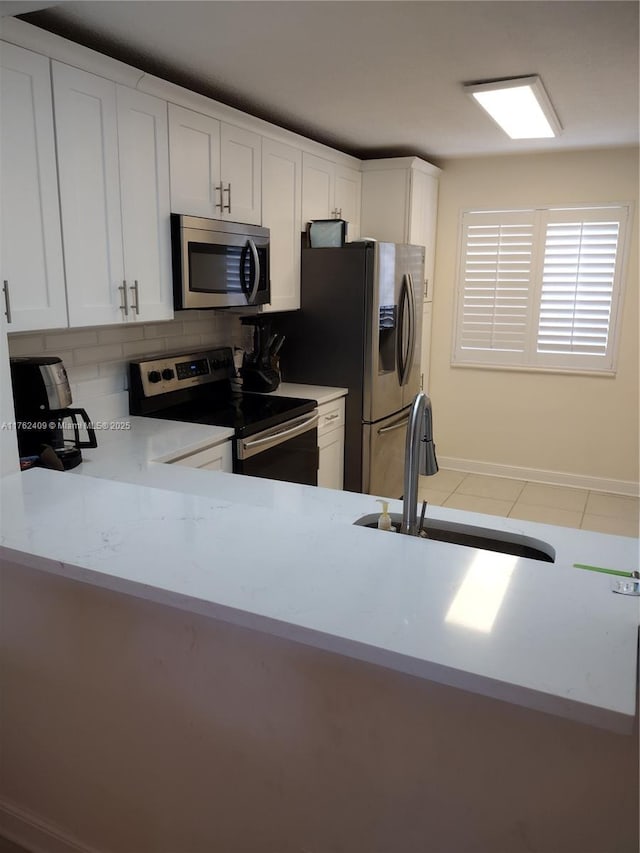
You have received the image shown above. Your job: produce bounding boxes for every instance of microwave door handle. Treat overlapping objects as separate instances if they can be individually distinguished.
[247,239,260,304]
[239,242,250,300]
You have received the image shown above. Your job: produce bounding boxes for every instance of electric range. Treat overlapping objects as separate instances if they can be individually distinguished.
[129,347,319,485]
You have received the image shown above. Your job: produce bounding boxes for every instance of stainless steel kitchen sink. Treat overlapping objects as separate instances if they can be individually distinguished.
[353,513,555,562]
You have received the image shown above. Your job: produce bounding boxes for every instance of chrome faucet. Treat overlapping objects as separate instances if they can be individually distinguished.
[401,392,438,535]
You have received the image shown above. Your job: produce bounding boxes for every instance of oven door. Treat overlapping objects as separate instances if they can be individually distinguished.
[235,411,319,486]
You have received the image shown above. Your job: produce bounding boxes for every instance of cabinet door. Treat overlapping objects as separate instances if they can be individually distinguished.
[169,441,233,473]
[318,428,344,490]
[409,170,439,301]
[334,164,361,240]
[0,43,67,331]
[301,153,334,225]
[117,86,172,323]
[359,168,410,244]
[317,398,345,490]
[168,103,221,217]
[220,123,261,225]
[261,138,301,313]
[421,301,433,393]
[53,62,125,327]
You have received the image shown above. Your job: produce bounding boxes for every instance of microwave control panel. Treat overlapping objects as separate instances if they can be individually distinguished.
[132,347,235,398]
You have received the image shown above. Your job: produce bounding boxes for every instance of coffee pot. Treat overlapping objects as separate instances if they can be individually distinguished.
[9,356,97,470]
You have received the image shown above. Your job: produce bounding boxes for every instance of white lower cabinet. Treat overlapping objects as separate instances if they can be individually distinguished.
[0,42,67,332]
[317,397,345,490]
[53,62,172,327]
[164,440,233,473]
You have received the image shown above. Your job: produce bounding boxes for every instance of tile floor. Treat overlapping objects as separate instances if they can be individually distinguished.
[418,469,639,538]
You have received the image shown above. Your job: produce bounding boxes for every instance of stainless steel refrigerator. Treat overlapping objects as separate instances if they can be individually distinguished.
[278,240,424,498]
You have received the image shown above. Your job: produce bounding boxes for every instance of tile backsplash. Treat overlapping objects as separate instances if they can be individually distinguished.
[8,312,243,421]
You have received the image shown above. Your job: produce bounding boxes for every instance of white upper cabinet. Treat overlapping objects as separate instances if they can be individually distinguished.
[168,104,261,225]
[53,62,124,327]
[408,168,439,302]
[302,153,361,240]
[334,164,361,240]
[117,86,172,323]
[53,62,172,327]
[220,123,261,225]
[168,104,221,217]
[261,138,302,313]
[360,157,440,301]
[0,43,67,332]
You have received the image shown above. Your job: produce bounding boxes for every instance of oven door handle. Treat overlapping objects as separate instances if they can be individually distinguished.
[237,411,319,460]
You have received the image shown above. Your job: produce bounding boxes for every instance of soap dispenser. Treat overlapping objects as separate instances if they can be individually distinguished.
[376,499,393,531]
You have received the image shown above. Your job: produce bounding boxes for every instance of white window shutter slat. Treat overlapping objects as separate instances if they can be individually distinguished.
[455,212,536,363]
[453,205,629,373]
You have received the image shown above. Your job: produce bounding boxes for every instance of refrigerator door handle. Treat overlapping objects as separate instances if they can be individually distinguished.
[397,275,408,385]
[377,413,410,435]
[398,274,415,386]
[405,272,417,386]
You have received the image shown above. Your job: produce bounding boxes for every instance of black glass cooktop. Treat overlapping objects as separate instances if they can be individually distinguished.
[149,392,316,439]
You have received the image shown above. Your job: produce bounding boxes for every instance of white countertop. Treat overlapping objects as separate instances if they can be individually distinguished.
[264,382,348,406]
[1,414,638,734]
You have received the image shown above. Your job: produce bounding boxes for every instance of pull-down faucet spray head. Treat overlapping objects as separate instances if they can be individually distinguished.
[401,392,438,535]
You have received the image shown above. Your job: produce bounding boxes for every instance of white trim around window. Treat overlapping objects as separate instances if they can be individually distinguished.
[452,203,632,374]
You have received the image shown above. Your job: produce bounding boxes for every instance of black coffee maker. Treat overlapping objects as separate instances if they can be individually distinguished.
[9,356,98,470]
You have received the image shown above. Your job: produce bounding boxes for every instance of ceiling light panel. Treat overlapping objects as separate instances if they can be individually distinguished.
[465,76,562,139]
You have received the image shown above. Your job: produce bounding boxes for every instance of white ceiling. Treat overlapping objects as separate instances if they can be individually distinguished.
[8,0,640,162]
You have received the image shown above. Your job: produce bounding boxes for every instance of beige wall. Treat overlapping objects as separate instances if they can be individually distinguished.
[1,561,638,853]
[430,147,639,487]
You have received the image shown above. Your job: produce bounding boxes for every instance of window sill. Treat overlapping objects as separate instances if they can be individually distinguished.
[450,361,617,378]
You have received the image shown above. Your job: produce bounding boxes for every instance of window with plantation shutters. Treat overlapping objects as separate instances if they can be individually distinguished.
[453,205,630,373]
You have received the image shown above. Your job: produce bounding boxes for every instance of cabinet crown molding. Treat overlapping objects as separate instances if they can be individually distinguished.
[361,156,441,176]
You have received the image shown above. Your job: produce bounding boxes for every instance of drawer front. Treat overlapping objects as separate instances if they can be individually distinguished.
[317,398,345,437]
[167,441,232,473]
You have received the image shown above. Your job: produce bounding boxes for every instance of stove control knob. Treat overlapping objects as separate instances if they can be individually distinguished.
[162,368,174,381]
[148,370,162,383]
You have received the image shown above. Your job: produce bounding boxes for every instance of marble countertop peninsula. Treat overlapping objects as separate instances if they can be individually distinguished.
[1,405,638,735]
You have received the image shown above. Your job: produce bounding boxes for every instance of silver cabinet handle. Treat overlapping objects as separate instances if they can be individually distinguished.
[2,280,11,324]
[331,207,342,218]
[323,412,340,422]
[215,183,224,212]
[378,414,409,435]
[118,280,129,315]
[223,182,231,213]
[129,280,140,315]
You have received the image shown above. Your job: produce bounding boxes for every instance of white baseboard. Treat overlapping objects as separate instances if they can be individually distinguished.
[438,456,640,497]
[0,797,99,853]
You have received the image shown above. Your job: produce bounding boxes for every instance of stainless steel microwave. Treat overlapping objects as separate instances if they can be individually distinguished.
[171,214,270,309]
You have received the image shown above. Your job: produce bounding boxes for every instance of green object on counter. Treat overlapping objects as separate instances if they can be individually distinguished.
[573,562,634,578]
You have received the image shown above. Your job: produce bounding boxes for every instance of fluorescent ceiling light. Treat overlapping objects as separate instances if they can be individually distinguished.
[464,76,562,139]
